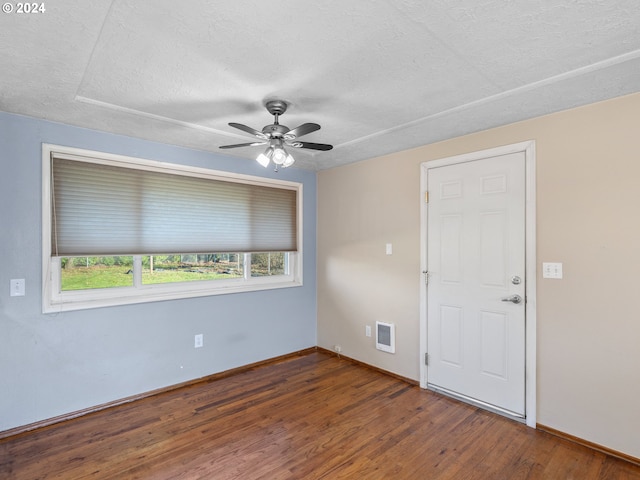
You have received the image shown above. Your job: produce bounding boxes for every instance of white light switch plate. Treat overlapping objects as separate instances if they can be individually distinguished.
[10,279,25,297]
[385,243,393,255]
[542,262,563,279]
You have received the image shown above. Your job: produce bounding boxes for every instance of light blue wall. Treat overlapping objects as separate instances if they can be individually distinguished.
[0,112,317,432]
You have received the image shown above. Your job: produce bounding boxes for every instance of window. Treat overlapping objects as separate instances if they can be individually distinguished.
[42,144,303,312]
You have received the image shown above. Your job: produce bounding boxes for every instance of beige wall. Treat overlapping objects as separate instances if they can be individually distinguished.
[317,92,640,459]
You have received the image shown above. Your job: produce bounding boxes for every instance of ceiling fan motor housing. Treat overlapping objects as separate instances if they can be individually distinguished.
[263,124,290,137]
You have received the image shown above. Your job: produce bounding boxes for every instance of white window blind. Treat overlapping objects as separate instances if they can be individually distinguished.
[50,155,298,256]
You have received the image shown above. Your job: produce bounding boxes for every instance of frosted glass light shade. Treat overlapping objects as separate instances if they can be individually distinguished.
[256,152,271,167]
[283,153,295,167]
[272,147,287,165]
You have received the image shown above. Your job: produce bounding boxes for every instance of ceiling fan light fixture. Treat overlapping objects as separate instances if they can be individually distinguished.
[283,152,295,168]
[272,146,288,165]
[256,148,272,168]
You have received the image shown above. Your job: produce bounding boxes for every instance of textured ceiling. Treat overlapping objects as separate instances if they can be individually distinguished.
[1,0,639,170]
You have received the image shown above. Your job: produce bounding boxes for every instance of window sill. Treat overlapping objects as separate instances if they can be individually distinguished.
[44,277,302,313]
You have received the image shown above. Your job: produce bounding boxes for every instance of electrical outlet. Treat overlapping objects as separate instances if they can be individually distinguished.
[365,325,372,337]
[194,334,203,348]
[334,345,342,353]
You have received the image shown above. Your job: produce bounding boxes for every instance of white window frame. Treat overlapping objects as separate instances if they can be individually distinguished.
[42,144,303,313]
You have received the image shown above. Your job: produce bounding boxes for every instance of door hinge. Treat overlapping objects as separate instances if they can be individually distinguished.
[424,191,429,203]
[424,353,429,365]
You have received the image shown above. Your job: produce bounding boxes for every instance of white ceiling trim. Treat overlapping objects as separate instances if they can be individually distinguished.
[336,47,640,150]
[74,95,247,138]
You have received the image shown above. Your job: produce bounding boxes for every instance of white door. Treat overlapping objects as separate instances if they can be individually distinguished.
[426,151,526,416]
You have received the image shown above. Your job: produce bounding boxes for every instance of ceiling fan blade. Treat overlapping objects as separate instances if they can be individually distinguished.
[219,141,267,149]
[284,123,321,139]
[288,141,333,151]
[228,122,268,139]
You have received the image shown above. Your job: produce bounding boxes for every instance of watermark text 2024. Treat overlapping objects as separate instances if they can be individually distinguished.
[2,3,46,14]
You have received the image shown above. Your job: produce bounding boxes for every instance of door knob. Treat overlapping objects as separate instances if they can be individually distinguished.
[501,294,522,304]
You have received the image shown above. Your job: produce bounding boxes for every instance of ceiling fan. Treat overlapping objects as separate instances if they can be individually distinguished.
[220,100,333,170]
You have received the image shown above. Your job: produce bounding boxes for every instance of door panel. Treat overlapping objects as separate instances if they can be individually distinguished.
[440,215,462,283]
[440,305,463,366]
[480,310,508,379]
[479,212,507,287]
[427,152,526,416]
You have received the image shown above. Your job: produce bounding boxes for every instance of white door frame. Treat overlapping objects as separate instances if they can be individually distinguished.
[419,140,537,428]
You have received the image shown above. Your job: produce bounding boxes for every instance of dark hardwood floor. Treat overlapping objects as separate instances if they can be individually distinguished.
[1,351,639,479]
